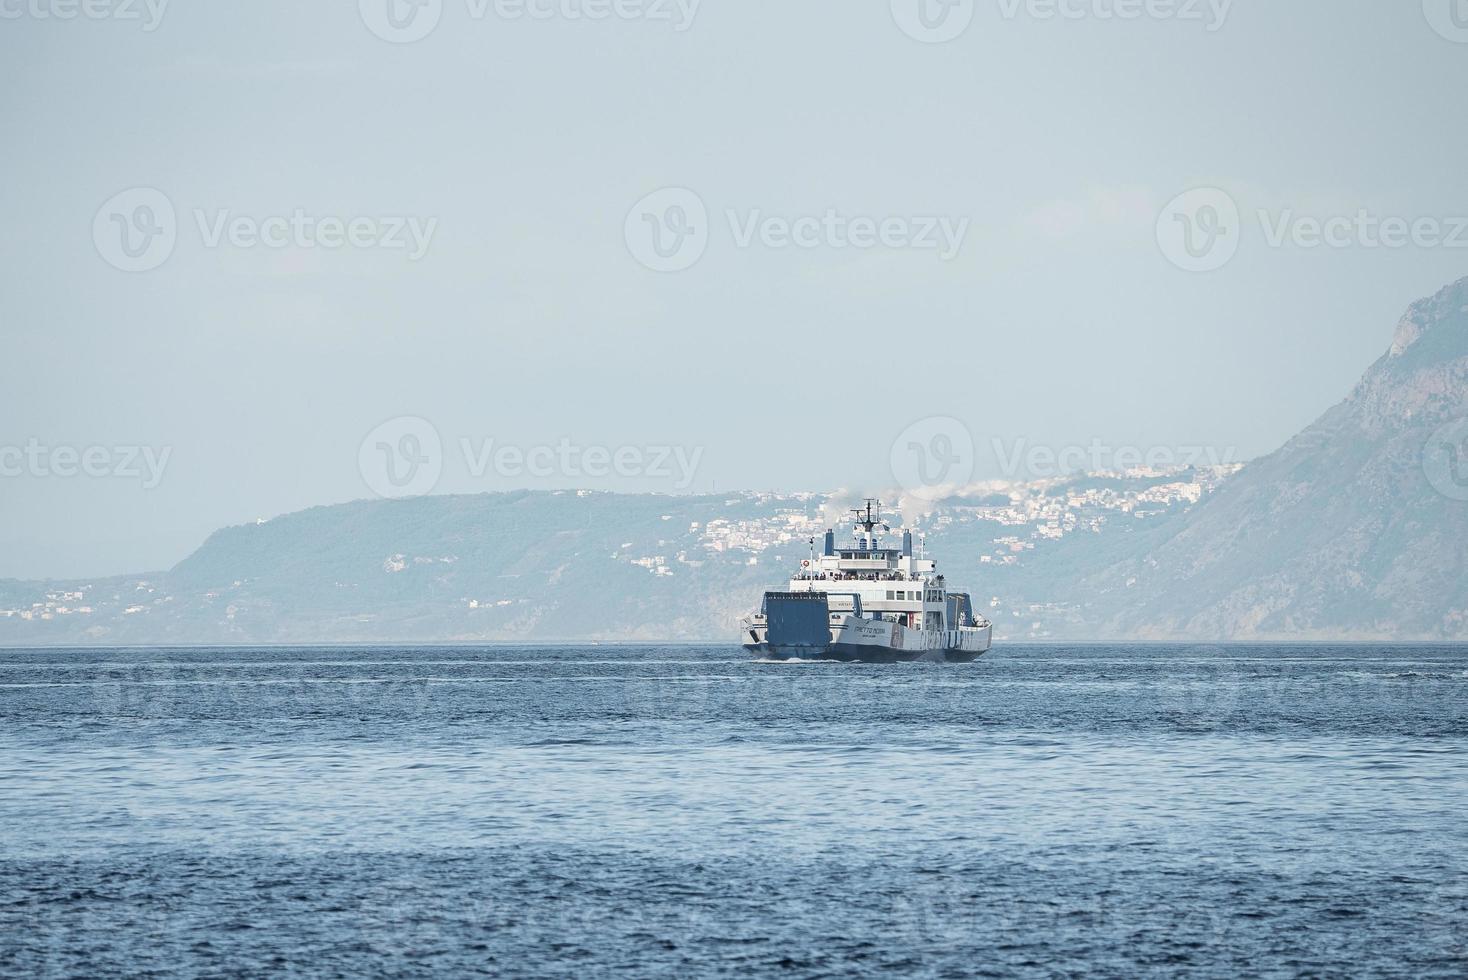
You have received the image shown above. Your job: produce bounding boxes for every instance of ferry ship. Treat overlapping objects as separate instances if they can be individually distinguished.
[742,501,993,663]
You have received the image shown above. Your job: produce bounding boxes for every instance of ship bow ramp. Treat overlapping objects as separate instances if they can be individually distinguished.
[763,591,831,652]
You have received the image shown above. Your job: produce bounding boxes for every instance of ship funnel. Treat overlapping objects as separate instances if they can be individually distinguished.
[823,529,835,557]
[902,530,913,557]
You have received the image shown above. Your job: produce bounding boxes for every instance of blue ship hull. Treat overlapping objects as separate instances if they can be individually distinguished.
[745,642,984,664]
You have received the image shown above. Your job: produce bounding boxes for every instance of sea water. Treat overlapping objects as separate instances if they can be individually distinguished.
[0,644,1464,977]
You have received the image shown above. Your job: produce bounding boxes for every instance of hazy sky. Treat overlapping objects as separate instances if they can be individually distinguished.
[3,0,1467,578]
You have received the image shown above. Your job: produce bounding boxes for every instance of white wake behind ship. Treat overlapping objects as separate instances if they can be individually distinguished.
[741,500,993,663]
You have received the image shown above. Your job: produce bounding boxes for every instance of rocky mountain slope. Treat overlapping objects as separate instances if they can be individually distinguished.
[1054,276,1468,639]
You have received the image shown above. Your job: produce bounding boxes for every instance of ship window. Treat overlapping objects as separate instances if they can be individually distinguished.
[886,590,894,600]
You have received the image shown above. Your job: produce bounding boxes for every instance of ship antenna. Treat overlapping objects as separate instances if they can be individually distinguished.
[850,498,883,534]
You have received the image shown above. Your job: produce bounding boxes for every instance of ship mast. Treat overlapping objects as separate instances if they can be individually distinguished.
[850,499,889,549]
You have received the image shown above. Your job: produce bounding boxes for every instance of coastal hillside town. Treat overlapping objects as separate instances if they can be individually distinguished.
[0,467,1241,644]
[684,469,1235,568]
